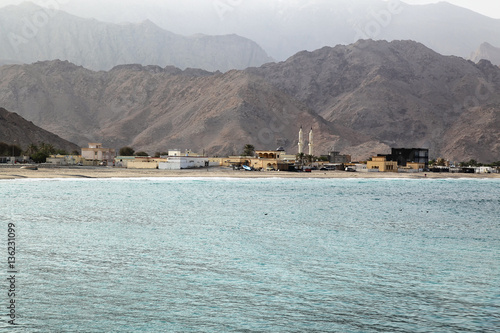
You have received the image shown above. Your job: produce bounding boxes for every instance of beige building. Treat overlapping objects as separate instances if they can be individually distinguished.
[234,149,294,171]
[221,156,252,167]
[81,143,115,164]
[367,156,397,172]
[406,162,426,170]
[46,154,83,166]
[255,149,296,162]
[127,157,167,169]
[221,148,296,171]
[250,157,279,170]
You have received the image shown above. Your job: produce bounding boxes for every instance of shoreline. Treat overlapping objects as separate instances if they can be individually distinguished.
[1,166,499,180]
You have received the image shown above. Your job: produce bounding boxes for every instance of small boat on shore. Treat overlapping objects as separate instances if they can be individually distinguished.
[20,165,38,170]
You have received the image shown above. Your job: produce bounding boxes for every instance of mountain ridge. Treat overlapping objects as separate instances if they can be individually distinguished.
[0,2,273,72]
[470,42,500,66]
[0,107,80,153]
[0,40,499,162]
[48,0,500,61]
[247,40,500,162]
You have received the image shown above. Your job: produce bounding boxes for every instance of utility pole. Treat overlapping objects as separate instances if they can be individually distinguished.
[12,140,15,164]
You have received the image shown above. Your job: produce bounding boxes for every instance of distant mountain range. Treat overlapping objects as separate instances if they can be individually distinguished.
[0,40,498,162]
[471,42,500,66]
[0,107,79,153]
[0,3,273,72]
[51,0,500,62]
[1,2,500,72]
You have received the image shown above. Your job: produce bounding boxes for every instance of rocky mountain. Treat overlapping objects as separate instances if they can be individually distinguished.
[0,40,499,162]
[0,3,272,72]
[470,42,500,66]
[56,0,500,61]
[0,107,80,153]
[0,60,384,159]
[247,40,500,162]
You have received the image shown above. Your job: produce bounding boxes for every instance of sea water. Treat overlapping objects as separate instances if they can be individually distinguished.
[0,177,498,332]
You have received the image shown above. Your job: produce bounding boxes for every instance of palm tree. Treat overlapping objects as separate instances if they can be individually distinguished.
[119,146,135,156]
[242,144,255,156]
[296,152,305,168]
[25,143,38,156]
[39,143,55,155]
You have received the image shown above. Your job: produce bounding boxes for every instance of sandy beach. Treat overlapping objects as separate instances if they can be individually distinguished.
[1,165,498,180]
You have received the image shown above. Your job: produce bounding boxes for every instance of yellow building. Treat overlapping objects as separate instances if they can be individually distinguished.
[253,149,296,170]
[367,156,397,172]
[249,157,278,170]
[406,162,426,170]
[256,150,280,159]
[221,149,295,171]
[221,156,251,167]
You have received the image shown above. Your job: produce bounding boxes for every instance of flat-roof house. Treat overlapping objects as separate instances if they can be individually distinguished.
[367,156,397,172]
[81,143,115,165]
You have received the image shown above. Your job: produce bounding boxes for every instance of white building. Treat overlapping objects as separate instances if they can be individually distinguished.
[298,126,304,154]
[476,166,493,174]
[158,156,212,170]
[308,127,314,156]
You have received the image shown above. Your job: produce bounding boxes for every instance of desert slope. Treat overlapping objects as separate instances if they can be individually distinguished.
[0,107,80,152]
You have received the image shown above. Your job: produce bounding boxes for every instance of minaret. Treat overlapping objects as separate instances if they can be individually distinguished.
[298,126,304,154]
[308,127,313,156]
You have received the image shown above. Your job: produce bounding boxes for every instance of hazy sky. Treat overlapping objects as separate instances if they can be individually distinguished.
[401,0,500,18]
[0,0,500,19]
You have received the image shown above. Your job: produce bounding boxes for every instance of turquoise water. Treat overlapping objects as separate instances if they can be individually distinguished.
[1,178,499,332]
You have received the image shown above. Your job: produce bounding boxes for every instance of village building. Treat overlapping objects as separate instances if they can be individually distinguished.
[46,154,83,166]
[114,156,136,168]
[158,156,211,170]
[367,156,398,172]
[322,151,351,164]
[400,162,427,172]
[388,148,429,169]
[81,143,115,165]
[367,148,429,172]
[352,163,368,172]
[156,149,215,170]
[252,148,295,170]
[221,156,251,168]
[127,157,167,169]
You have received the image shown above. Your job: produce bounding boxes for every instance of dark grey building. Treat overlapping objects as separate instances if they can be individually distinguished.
[324,151,351,164]
[389,148,429,168]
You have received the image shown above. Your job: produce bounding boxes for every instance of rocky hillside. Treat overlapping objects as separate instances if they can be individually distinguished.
[0,60,378,158]
[0,40,499,162]
[0,3,272,72]
[247,40,500,162]
[0,107,80,153]
[471,42,500,66]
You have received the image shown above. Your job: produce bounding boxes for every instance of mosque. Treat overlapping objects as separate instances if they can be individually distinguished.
[222,126,315,171]
[297,126,313,156]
